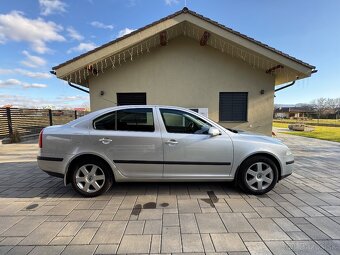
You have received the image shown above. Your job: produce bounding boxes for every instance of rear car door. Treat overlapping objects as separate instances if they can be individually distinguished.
[90,107,163,178]
[158,108,233,179]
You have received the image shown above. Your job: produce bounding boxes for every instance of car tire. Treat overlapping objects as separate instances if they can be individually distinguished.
[71,159,113,197]
[238,156,278,195]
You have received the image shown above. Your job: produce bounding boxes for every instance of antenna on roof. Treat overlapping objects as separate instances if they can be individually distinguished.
[184,0,187,7]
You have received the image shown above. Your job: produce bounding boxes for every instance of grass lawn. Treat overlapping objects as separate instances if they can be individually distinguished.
[273,122,289,128]
[272,122,340,143]
[274,119,340,127]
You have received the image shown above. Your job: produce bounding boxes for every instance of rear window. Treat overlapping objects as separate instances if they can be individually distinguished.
[93,108,154,132]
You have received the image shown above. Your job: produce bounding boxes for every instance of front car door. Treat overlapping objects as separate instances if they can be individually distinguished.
[158,108,234,179]
[90,107,163,178]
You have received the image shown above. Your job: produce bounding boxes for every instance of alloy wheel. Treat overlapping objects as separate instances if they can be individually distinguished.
[75,164,105,193]
[245,162,274,191]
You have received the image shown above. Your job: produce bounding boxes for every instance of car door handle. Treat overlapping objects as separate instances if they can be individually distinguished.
[165,139,178,145]
[99,138,112,144]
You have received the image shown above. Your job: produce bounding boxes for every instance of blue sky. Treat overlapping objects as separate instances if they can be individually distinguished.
[0,0,339,108]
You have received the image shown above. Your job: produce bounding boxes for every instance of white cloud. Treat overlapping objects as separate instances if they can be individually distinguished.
[165,0,179,5]
[0,68,52,79]
[90,21,114,30]
[0,93,89,108]
[21,51,47,68]
[57,95,89,101]
[39,0,67,16]
[0,79,22,87]
[118,28,136,38]
[0,78,47,89]
[67,27,84,41]
[0,11,65,53]
[67,42,97,54]
[22,83,48,88]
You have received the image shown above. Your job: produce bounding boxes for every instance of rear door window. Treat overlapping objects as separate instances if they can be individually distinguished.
[93,108,154,132]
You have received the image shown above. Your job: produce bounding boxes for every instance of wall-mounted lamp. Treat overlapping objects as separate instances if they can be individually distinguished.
[100,91,105,96]
[260,89,265,95]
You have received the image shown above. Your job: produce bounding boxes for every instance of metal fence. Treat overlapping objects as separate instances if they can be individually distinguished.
[0,108,89,139]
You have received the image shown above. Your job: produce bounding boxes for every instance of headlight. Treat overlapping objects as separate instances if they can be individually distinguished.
[286,150,292,156]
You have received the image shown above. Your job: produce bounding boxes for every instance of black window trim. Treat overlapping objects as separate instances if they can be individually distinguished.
[219,92,248,122]
[159,108,212,135]
[93,107,156,133]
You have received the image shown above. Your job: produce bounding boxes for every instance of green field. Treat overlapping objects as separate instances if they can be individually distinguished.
[272,122,340,143]
[274,118,340,127]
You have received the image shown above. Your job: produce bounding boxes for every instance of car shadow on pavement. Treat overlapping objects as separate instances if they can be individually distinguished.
[0,161,248,200]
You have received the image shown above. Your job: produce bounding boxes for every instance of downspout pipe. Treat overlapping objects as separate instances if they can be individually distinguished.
[275,80,296,92]
[50,70,89,94]
[275,69,317,93]
[68,81,89,94]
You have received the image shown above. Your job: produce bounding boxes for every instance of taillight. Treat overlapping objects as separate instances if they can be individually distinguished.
[39,129,43,148]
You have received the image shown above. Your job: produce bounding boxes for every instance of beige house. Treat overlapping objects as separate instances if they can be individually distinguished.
[53,8,316,135]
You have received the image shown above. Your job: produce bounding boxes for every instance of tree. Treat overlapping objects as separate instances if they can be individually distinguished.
[311,98,327,121]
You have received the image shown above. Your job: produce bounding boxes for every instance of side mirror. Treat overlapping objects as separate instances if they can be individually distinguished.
[208,127,220,136]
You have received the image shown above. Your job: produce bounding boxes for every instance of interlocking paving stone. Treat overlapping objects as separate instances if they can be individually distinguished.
[138,208,163,220]
[2,216,47,237]
[273,218,300,232]
[265,241,295,255]
[0,216,24,235]
[163,213,179,226]
[57,222,84,237]
[210,233,247,252]
[143,220,162,234]
[285,240,329,255]
[254,206,284,218]
[117,235,151,254]
[196,213,227,233]
[91,221,127,244]
[225,199,254,212]
[6,245,34,255]
[1,134,340,253]
[125,220,145,234]
[94,244,118,254]
[296,223,330,240]
[150,234,161,253]
[178,199,201,213]
[306,217,340,239]
[316,240,340,255]
[240,232,261,242]
[182,233,204,252]
[60,245,97,255]
[0,237,24,245]
[47,201,79,216]
[28,245,65,255]
[50,236,73,245]
[245,241,272,255]
[161,226,182,253]
[320,206,340,216]
[201,233,215,252]
[248,218,291,241]
[220,212,254,232]
[70,228,98,244]
[19,221,67,245]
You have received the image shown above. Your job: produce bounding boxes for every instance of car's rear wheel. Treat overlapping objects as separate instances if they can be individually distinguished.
[71,159,113,197]
[238,156,278,195]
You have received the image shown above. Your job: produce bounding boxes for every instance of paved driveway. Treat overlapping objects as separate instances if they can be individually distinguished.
[0,134,340,255]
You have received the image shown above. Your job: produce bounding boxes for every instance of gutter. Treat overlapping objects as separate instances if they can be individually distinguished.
[275,69,317,92]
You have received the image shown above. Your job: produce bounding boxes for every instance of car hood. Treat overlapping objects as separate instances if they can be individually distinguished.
[229,129,285,146]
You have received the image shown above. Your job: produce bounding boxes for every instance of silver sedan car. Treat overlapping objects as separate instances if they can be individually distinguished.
[37,105,293,197]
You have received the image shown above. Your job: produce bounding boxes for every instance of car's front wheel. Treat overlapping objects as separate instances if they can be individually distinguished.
[71,159,113,197]
[238,156,278,195]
